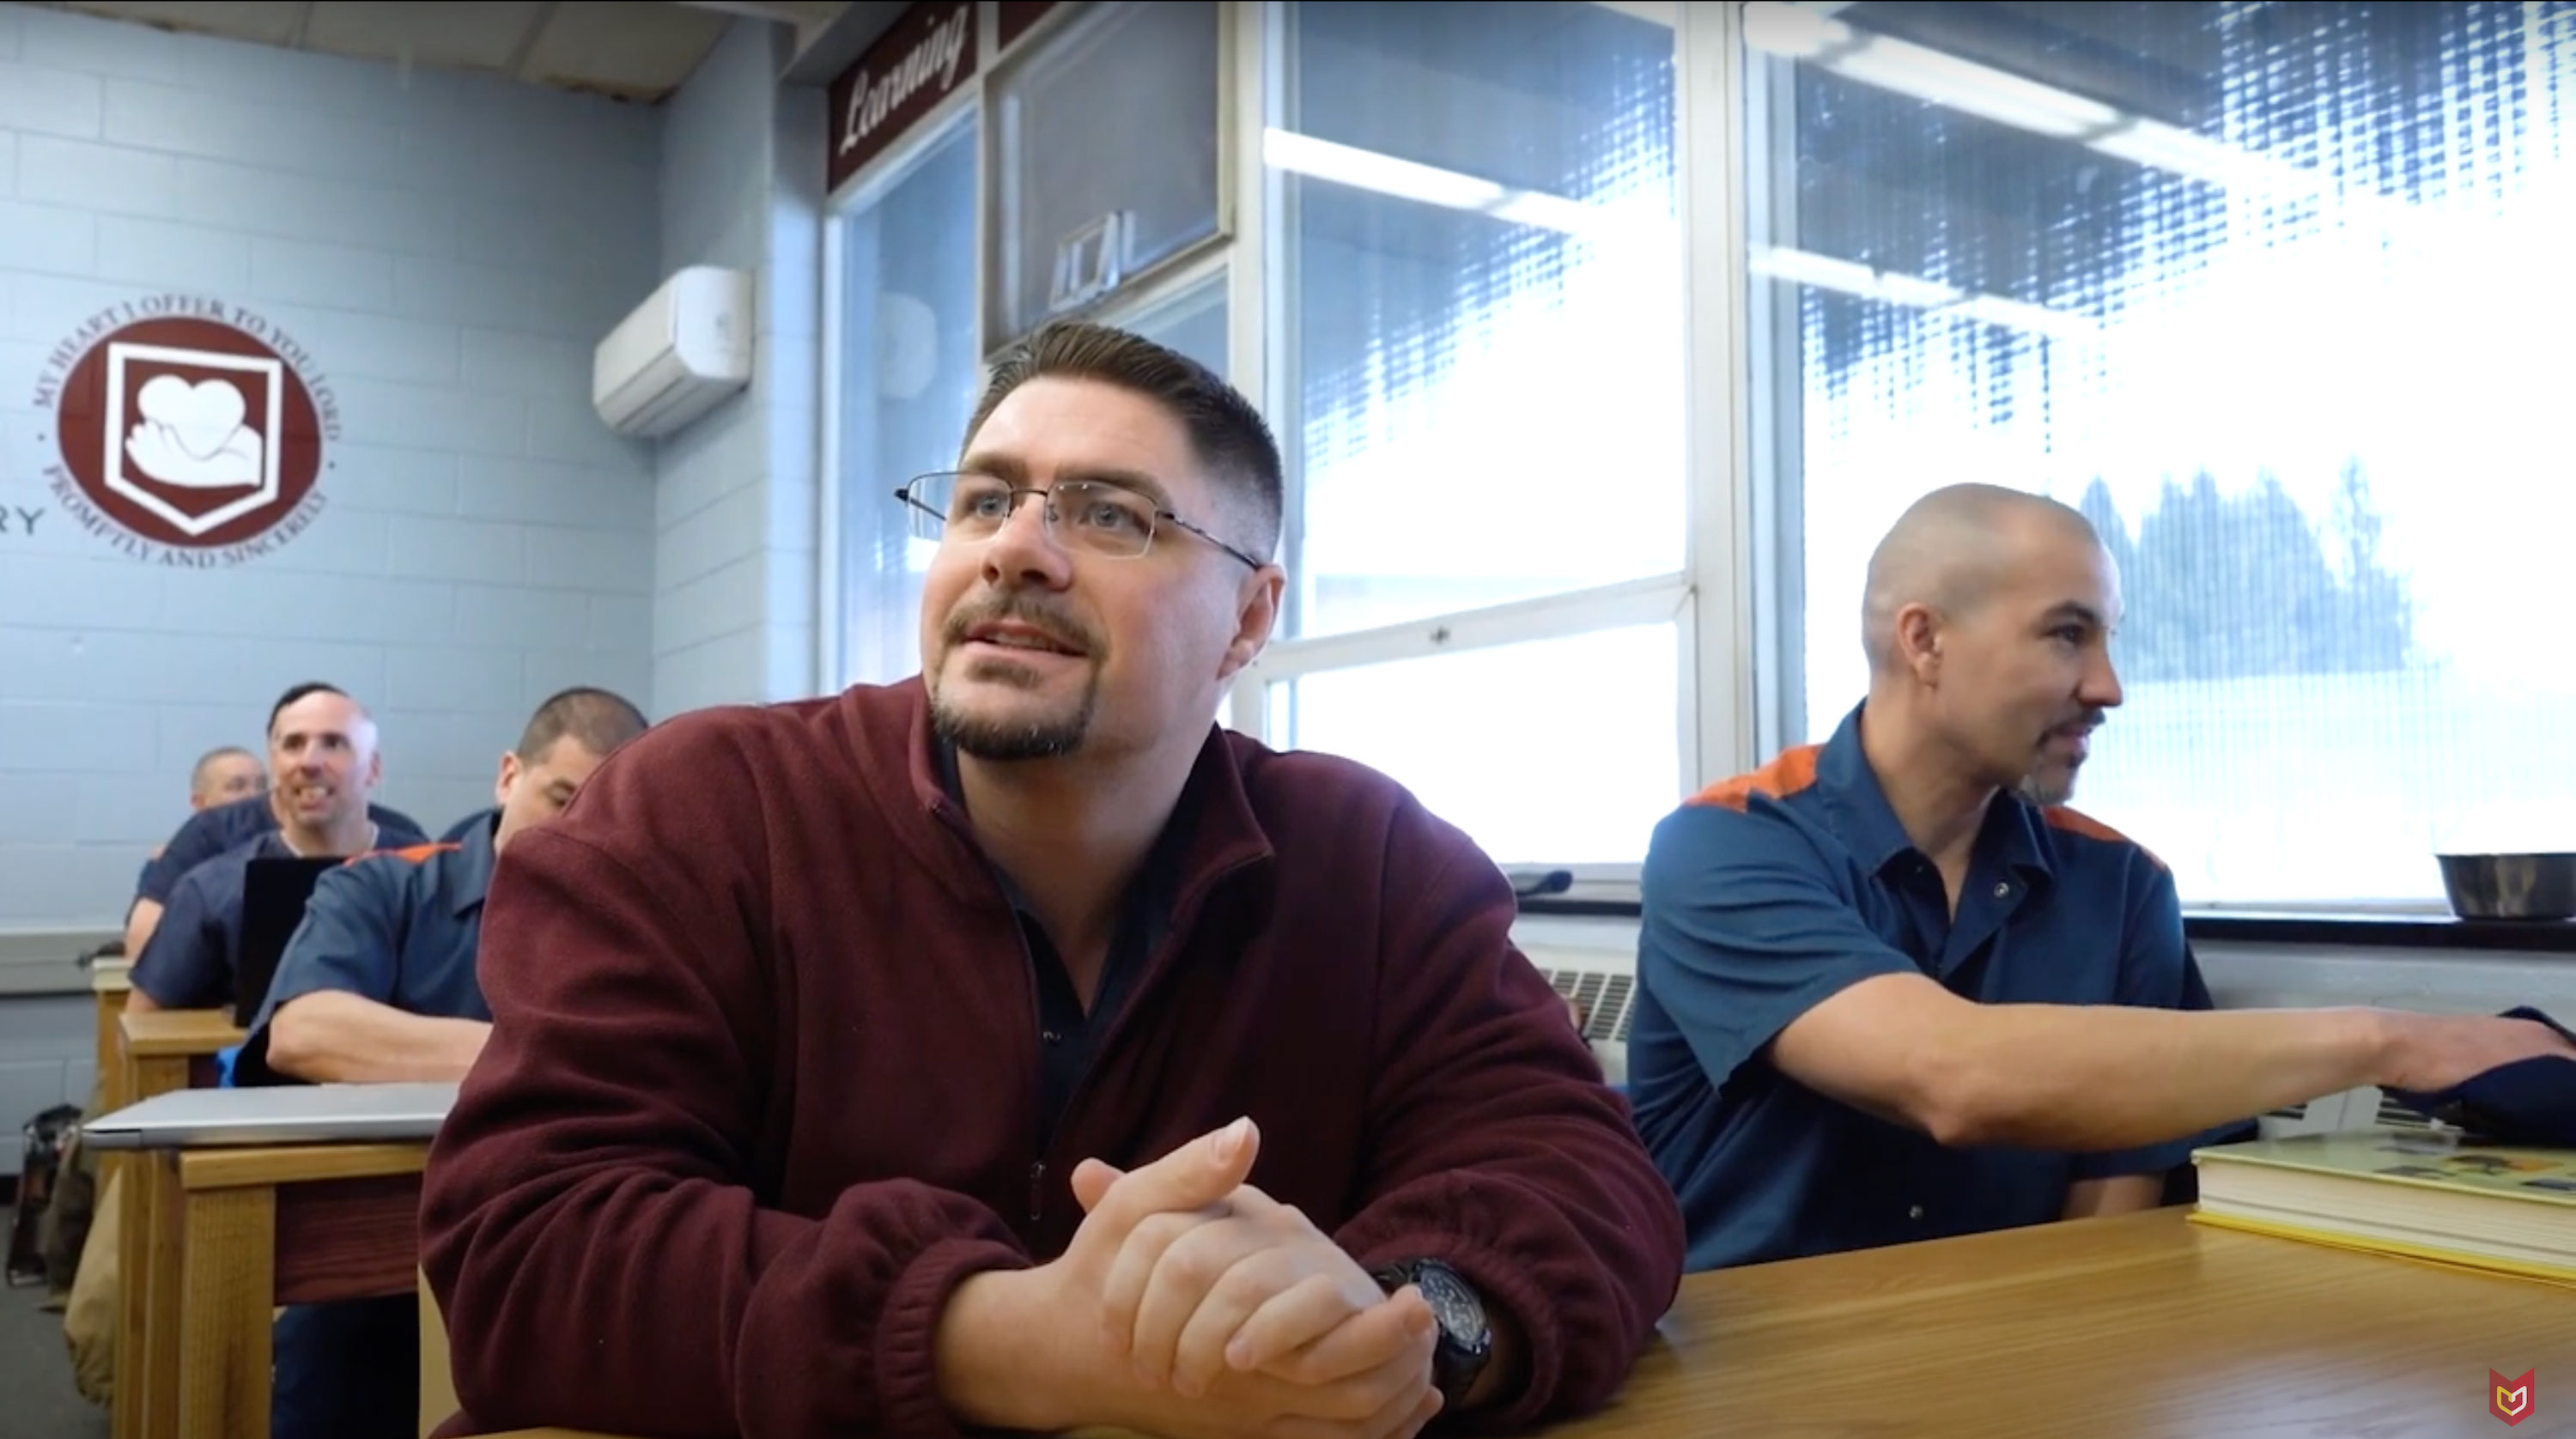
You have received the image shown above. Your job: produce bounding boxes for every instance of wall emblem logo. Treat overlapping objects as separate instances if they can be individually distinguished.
[33,294,339,566]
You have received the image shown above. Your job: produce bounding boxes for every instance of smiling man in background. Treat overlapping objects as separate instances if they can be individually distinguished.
[419,321,1682,1439]
[125,684,426,1013]
[1631,482,2576,1272]
[125,683,425,958]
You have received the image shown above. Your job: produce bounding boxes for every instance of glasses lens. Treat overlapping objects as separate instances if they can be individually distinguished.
[1050,481,1157,558]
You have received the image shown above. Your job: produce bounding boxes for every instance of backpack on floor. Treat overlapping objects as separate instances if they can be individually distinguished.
[7,1102,82,1287]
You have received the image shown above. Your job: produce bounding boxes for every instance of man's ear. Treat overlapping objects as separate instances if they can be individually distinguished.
[493,750,521,810]
[1895,603,1945,681]
[1216,565,1285,683]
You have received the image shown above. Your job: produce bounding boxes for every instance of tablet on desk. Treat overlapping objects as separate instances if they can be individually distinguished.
[77,1080,459,1151]
[234,855,339,1027]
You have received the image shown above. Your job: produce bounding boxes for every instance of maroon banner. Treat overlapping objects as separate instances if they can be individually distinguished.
[827,0,979,194]
[997,0,1061,52]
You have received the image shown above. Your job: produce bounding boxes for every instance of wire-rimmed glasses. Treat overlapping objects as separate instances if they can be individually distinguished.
[894,471,1265,570]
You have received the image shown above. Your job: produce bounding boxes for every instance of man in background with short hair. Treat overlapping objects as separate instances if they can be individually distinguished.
[125,683,424,957]
[126,685,426,1013]
[139,746,266,876]
[185,744,264,812]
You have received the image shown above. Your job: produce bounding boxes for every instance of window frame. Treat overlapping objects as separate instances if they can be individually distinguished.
[978,0,1242,357]
[817,74,987,695]
[1225,0,1751,888]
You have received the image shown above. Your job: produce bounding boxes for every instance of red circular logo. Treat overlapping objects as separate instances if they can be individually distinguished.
[52,315,324,551]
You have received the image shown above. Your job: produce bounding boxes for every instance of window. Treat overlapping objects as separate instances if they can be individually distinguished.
[1249,0,1686,865]
[1271,622,1684,865]
[1745,1,2576,904]
[1099,268,1230,381]
[988,0,1227,348]
[835,112,981,689]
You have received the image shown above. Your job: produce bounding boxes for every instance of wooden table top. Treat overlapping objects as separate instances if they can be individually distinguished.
[117,1007,246,1056]
[473,1209,2574,1438]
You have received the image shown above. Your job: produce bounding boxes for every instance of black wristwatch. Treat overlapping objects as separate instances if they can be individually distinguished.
[1371,1257,1492,1408]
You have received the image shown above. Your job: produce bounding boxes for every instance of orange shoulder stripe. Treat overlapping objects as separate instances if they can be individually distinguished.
[344,841,460,867]
[1685,745,1823,812]
[2040,807,2167,871]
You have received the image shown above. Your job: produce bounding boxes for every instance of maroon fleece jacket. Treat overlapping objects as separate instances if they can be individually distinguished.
[419,678,1684,1438]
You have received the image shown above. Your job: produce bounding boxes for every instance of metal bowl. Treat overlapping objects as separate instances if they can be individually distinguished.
[2434,852,2576,921]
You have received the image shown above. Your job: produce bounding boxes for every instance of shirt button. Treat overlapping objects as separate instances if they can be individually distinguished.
[1992,881,2010,898]
[1908,1204,1924,1220]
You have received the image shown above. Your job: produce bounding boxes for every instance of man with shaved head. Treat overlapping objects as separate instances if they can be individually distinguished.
[126,685,424,957]
[127,683,427,1013]
[1630,482,2574,1271]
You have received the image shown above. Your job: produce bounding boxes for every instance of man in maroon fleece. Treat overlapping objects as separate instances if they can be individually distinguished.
[419,322,1686,1439]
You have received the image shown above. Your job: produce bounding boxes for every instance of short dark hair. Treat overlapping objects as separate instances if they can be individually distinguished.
[965,321,1285,559]
[515,687,648,764]
[191,746,257,786]
[267,682,349,737]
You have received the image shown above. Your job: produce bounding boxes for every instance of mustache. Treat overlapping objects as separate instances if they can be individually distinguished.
[2050,709,2107,737]
[942,593,1102,654]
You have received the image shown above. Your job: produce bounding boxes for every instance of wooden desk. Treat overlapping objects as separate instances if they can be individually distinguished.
[91,960,131,1108]
[474,1209,2576,1437]
[147,1142,429,1439]
[107,1010,246,1439]
[114,1009,244,1115]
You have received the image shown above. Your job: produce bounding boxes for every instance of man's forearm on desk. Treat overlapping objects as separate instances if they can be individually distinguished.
[268,991,490,1083]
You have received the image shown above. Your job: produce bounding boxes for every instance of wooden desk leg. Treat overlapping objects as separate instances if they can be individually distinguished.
[110,1152,145,1439]
[140,1152,187,1439]
[174,1184,276,1439]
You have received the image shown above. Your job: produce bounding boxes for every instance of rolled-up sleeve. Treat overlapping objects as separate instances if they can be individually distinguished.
[1639,799,1920,1092]
[128,867,234,1009]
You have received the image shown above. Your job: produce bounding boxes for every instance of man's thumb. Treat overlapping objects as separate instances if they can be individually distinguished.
[1202,1115,1259,1191]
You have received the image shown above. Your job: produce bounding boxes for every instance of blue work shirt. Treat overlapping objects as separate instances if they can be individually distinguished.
[1631,702,2231,1272]
[135,793,427,907]
[437,806,497,844]
[234,816,501,1087]
[128,810,432,1011]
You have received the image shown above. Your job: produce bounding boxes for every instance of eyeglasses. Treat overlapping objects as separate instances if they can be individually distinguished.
[894,471,1266,570]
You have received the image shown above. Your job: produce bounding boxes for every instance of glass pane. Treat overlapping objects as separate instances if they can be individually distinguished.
[1750,2,2576,904]
[1268,624,1681,865]
[1102,270,1229,380]
[992,0,1223,346]
[1273,2,1683,639]
[838,115,980,689]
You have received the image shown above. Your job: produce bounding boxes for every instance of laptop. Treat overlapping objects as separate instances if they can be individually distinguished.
[78,1081,458,1151]
[233,855,339,1028]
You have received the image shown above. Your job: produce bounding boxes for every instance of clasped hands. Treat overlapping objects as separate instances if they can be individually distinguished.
[951,1117,1445,1439]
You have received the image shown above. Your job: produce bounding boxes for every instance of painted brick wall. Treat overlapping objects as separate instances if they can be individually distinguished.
[0,1,661,933]
[653,17,825,716]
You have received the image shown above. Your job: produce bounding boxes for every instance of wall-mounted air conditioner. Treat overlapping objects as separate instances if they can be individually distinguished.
[593,265,754,440]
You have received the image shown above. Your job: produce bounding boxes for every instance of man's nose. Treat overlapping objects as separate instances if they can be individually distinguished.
[980,489,1072,585]
[2082,648,2123,709]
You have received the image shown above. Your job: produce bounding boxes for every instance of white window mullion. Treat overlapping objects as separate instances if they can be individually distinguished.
[1679,0,1756,793]
[1247,572,1693,685]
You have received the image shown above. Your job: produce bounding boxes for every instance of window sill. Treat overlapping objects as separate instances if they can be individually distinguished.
[1513,895,2576,954]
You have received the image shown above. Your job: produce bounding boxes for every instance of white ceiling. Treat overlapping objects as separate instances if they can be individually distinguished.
[28,1,854,103]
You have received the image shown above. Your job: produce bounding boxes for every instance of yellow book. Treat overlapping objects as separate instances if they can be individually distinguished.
[2189,1128,2576,1286]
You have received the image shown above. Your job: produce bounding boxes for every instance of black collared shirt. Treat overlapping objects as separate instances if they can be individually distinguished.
[936,742,1189,1147]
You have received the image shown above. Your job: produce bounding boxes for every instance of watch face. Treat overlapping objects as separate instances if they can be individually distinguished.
[1413,1263,1486,1343]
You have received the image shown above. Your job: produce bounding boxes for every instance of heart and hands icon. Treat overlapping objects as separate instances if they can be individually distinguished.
[125,374,264,489]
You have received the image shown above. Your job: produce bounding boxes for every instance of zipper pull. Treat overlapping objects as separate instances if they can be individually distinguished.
[1027,1161,1046,1224]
